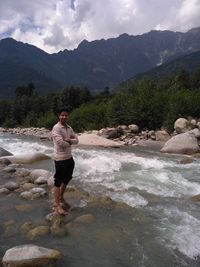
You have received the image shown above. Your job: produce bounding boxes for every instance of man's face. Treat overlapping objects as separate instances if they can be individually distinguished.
[59,111,69,125]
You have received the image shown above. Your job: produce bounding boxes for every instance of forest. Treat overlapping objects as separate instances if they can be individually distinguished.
[0,65,200,133]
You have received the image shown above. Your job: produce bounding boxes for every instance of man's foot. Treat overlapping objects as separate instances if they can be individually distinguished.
[60,199,71,211]
[53,205,67,215]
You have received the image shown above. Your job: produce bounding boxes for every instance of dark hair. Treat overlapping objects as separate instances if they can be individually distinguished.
[57,107,70,115]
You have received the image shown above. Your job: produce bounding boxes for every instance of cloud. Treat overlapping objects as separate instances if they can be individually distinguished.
[0,0,199,53]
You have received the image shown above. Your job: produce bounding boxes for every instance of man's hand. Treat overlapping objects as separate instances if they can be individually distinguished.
[64,138,72,145]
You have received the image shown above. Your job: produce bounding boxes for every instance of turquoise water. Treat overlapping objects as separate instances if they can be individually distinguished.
[0,132,200,266]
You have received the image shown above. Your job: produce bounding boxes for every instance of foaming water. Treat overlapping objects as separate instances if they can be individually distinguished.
[157,206,200,259]
[1,133,200,261]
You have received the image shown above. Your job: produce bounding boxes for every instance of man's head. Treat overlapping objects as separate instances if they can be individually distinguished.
[57,107,70,125]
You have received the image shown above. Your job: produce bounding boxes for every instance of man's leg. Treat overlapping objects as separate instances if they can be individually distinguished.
[60,183,66,202]
[54,186,67,215]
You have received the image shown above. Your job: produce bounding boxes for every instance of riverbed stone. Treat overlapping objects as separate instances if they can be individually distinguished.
[20,191,33,200]
[0,188,10,194]
[155,130,171,141]
[174,118,191,133]
[20,222,34,233]
[34,176,48,185]
[15,204,34,212]
[180,157,193,164]
[189,194,200,202]
[3,166,16,173]
[161,129,200,155]
[0,158,11,166]
[4,181,19,191]
[2,244,61,267]
[21,182,35,190]
[26,226,50,240]
[30,169,52,182]
[0,147,13,157]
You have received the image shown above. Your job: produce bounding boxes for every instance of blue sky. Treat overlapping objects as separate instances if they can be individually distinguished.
[0,0,200,53]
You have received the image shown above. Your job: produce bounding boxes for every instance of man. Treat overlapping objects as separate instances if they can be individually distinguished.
[52,108,79,215]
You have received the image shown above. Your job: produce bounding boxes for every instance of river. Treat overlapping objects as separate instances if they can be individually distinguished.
[0,132,200,267]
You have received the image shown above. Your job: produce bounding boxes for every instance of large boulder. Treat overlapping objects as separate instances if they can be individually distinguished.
[161,129,200,155]
[2,153,50,164]
[0,147,13,157]
[2,244,61,267]
[155,130,171,141]
[174,118,192,134]
[77,133,124,147]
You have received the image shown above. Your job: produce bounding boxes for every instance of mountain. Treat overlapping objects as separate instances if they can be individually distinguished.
[0,27,200,98]
[131,50,200,81]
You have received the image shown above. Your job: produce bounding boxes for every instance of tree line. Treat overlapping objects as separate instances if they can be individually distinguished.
[0,66,200,133]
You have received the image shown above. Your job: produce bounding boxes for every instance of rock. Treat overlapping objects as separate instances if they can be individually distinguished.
[2,152,51,164]
[34,176,48,185]
[30,187,47,196]
[180,157,193,164]
[3,166,16,173]
[20,222,34,233]
[161,129,200,155]
[78,133,124,147]
[30,169,52,182]
[0,147,13,157]
[0,158,11,165]
[20,191,33,200]
[190,194,200,202]
[174,118,191,133]
[21,182,35,190]
[155,130,170,141]
[2,244,61,267]
[0,188,10,194]
[72,214,94,225]
[15,204,33,212]
[128,124,139,133]
[26,226,50,240]
[4,182,19,191]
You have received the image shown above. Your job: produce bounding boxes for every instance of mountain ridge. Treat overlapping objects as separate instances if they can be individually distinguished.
[0,27,200,98]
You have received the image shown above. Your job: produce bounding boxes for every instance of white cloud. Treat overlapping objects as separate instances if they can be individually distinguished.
[0,0,199,53]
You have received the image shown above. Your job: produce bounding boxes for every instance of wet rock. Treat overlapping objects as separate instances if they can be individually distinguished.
[34,176,48,185]
[20,191,33,200]
[15,204,33,212]
[189,194,200,202]
[20,222,34,233]
[30,169,52,182]
[0,158,11,166]
[26,226,50,240]
[4,181,19,191]
[88,195,114,206]
[3,152,51,164]
[0,188,10,195]
[73,214,94,225]
[30,187,47,198]
[0,147,13,157]
[3,166,16,173]
[50,219,68,236]
[4,219,18,237]
[2,244,61,267]
[21,182,35,190]
[180,157,193,164]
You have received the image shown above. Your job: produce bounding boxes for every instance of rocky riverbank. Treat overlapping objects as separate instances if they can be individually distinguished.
[1,128,200,266]
[0,148,136,267]
[1,116,200,154]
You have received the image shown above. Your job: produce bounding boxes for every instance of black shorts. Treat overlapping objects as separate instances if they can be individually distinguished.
[54,157,75,187]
